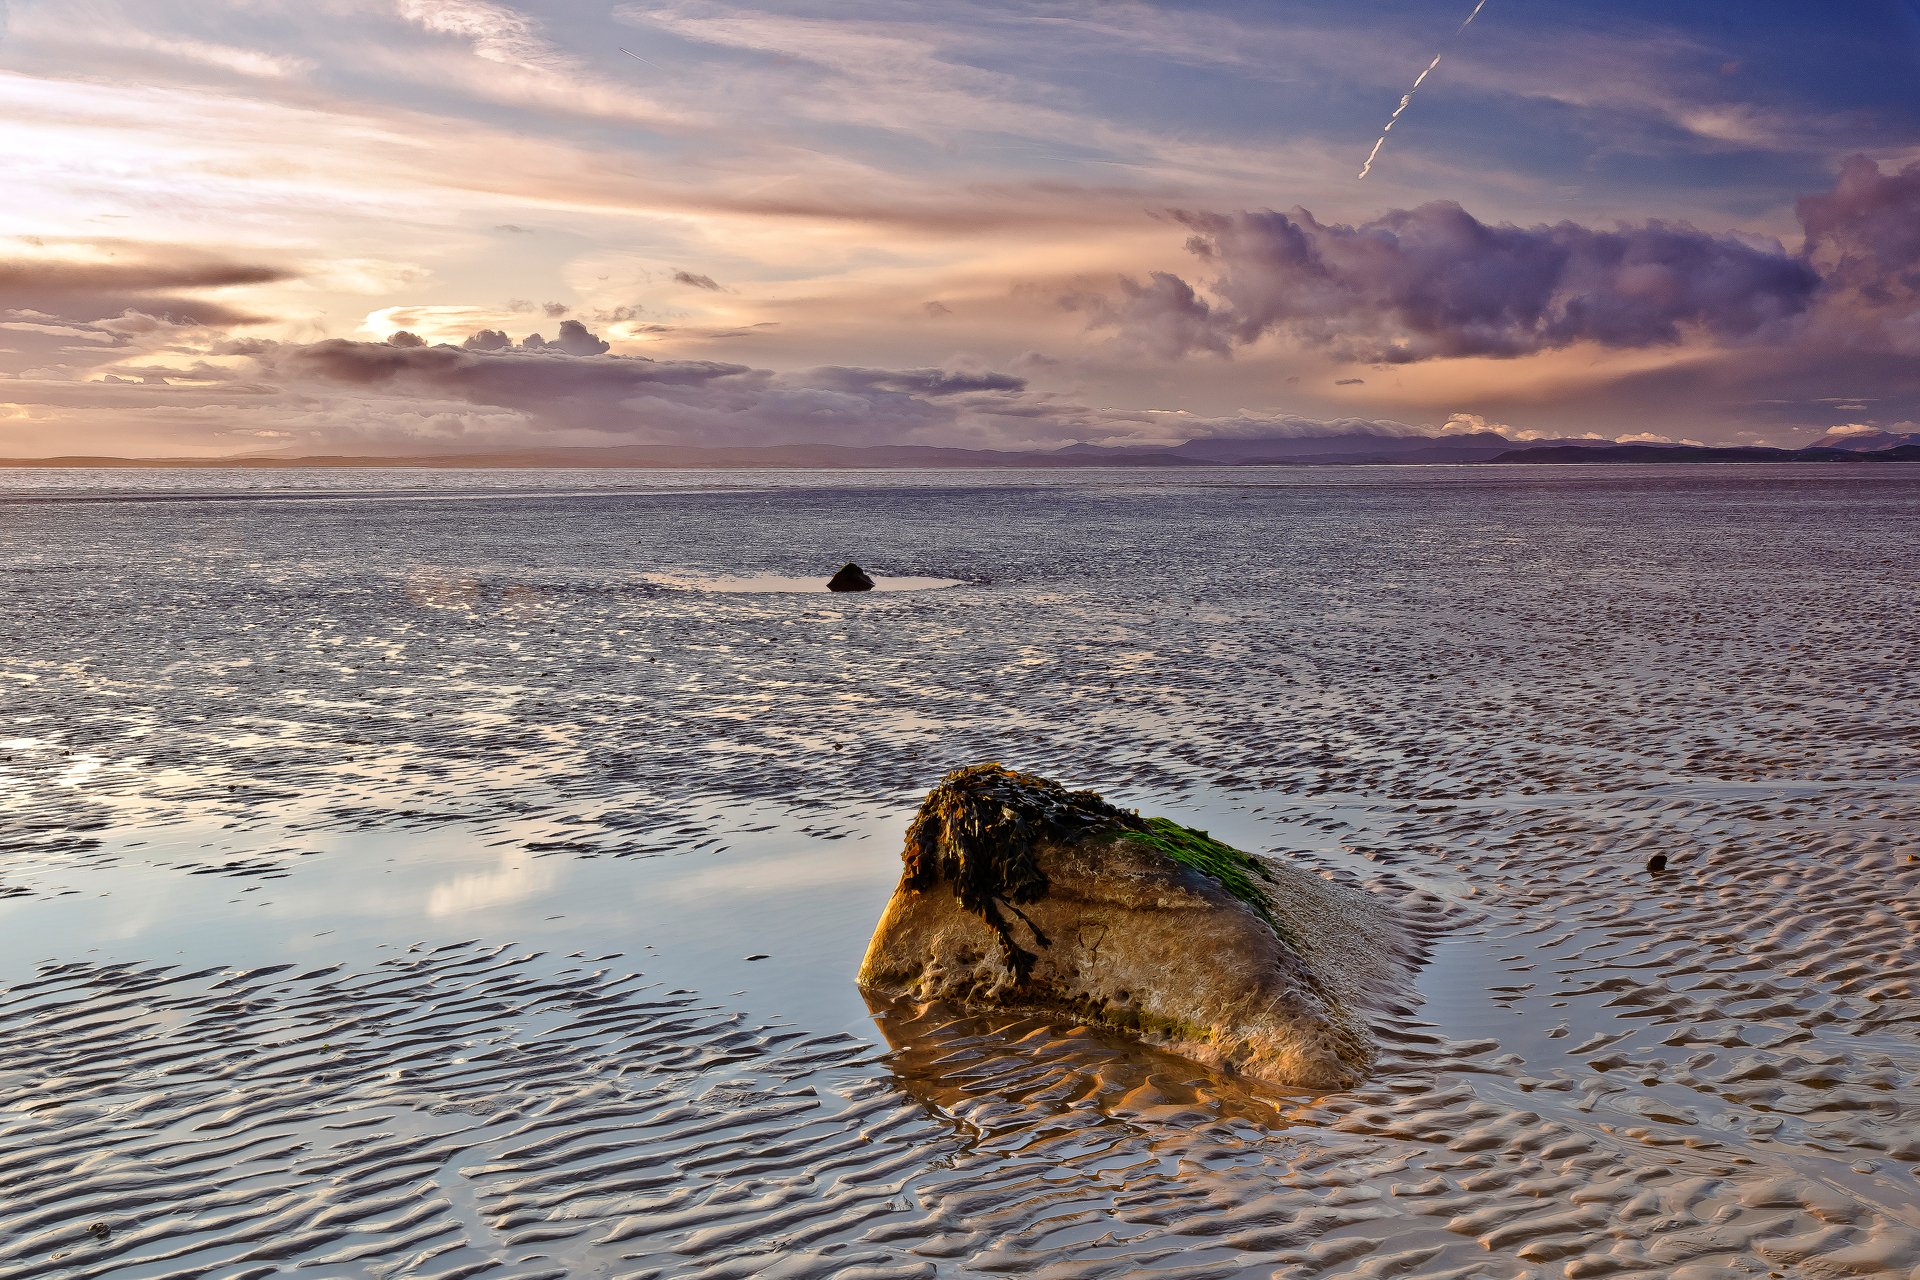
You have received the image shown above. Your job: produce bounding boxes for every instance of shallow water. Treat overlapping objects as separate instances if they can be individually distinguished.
[1,464,1916,1279]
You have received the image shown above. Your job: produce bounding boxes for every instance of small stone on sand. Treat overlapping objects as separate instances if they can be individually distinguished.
[827,563,875,592]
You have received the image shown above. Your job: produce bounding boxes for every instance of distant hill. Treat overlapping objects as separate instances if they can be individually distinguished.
[1488,443,1920,464]
[3,434,1534,469]
[1806,429,1920,452]
[7,434,1918,469]
[1069,429,1613,466]
[0,443,1185,470]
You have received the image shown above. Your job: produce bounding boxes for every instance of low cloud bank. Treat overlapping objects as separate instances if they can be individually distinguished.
[269,330,1036,446]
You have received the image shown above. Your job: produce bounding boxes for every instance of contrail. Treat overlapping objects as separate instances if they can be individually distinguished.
[619,47,664,70]
[1357,0,1491,179]
[1357,53,1442,180]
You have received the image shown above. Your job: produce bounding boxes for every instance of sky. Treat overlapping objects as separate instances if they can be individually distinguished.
[2,0,1919,456]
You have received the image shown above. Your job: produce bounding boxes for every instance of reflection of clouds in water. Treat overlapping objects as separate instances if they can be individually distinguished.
[653,847,884,903]
[427,850,559,917]
[54,751,106,786]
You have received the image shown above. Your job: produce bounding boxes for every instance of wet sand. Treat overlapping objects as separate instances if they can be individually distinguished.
[1,465,1916,1278]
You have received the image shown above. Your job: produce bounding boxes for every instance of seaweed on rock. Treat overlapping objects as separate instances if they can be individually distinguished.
[902,763,1142,977]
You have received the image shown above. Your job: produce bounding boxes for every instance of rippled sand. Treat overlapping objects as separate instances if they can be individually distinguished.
[2,465,1916,1279]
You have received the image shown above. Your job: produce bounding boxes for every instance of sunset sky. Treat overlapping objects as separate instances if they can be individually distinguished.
[4,0,1919,456]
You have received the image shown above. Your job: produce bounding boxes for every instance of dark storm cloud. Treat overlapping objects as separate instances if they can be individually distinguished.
[0,256,292,328]
[1090,203,1820,363]
[672,271,724,291]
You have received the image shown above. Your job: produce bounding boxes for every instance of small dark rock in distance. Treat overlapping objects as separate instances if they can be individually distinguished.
[1647,853,1668,873]
[827,563,875,592]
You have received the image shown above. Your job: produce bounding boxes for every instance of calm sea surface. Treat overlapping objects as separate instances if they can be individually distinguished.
[2,465,1916,1279]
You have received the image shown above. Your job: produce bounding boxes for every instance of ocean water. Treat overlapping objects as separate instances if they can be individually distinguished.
[2,465,1916,1279]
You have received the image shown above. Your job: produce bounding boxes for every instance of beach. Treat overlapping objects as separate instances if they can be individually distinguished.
[2,463,1916,1279]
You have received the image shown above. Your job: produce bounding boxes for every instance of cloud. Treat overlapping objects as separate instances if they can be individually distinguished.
[1616,431,1703,445]
[264,333,878,445]
[1797,155,1920,330]
[456,321,635,355]
[1089,156,1920,385]
[1070,271,1228,358]
[244,333,1059,449]
[1804,156,1920,293]
[1438,411,1508,436]
[396,0,565,71]
[1089,203,1818,363]
[0,255,293,327]
[805,366,1027,397]
[520,319,611,356]
[672,270,724,291]
[3,308,1765,455]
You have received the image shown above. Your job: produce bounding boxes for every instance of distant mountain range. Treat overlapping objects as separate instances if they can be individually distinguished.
[1489,442,1920,464]
[7,428,1920,469]
[1807,428,1920,452]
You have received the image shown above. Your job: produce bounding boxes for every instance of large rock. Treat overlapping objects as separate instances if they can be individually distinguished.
[858,763,1413,1090]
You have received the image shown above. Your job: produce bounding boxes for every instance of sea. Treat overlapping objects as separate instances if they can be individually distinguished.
[2,464,1916,1279]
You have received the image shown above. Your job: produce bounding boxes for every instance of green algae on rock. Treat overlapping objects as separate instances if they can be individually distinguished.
[859,763,1414,1090]
[1123,816,1283,933]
